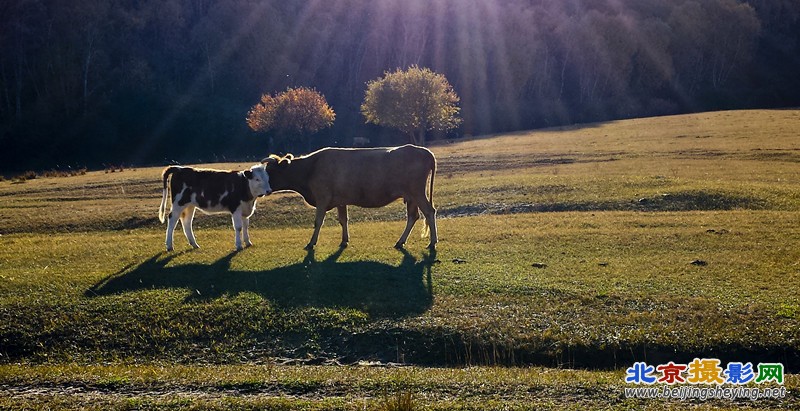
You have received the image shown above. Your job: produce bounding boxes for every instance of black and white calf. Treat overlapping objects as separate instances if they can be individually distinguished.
[158,164,272,251]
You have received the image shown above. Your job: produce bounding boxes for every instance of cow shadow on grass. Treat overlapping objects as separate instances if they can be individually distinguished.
[86,247,435,319]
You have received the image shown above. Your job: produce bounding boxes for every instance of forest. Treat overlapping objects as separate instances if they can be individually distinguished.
[1,0,798,171]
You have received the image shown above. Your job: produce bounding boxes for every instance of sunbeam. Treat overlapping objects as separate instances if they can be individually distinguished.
[131,1,279,165]
[0,0,782,171]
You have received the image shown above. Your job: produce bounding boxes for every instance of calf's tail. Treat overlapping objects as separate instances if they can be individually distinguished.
[159,166,179,223]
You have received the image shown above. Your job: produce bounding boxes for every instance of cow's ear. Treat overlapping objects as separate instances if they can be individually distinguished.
[276,154,292,166]
[244,170,253,178]
[261,155,280,168]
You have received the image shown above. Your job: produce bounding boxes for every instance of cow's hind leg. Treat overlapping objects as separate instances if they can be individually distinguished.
[395,200,420,249]
[180,206,199,249]
[337,206,349,247]
[165,203,183,252]
[419,198,438,250]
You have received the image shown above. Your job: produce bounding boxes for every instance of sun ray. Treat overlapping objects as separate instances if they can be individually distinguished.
[133,1,296,165]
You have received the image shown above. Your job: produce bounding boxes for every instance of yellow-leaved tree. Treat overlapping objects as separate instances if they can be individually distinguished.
[361,66,461,146]
[247,87,335,152]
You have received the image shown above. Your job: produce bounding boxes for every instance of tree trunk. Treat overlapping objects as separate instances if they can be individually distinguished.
[0,61,10,116]
[14,51,23,119]
[83,49,92,114]
[205,42,215,94]
[82,25,98,116]
[407,131,418,145]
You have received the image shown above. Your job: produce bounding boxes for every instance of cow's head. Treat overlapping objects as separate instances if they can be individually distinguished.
[261,154,293,187]
[244,164,272,197]
[261,154,293,170]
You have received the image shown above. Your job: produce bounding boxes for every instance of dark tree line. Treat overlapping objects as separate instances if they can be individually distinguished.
[1,0,798,171]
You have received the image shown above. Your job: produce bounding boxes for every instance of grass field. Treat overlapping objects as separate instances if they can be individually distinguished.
[1,109,798,409]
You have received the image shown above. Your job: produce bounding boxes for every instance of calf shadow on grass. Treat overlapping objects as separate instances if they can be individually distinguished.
[86,247,435,319]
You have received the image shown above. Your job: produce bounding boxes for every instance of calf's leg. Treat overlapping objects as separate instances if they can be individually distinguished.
[242,215,252,247]
[180,206,199,249]
[232,209,245,251]
[337,206,349,247]
[165,203,183,252]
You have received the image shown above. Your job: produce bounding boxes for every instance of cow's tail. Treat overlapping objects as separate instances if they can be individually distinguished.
[421,154,436,239]
[429,156,435,208]
[158,166,179,223]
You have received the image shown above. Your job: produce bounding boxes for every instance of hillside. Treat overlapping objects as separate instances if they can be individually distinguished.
[0,109,798,409]
[2,109,799,234]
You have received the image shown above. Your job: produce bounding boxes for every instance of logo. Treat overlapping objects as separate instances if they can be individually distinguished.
[623,359,786,401]
[625,359,784,385]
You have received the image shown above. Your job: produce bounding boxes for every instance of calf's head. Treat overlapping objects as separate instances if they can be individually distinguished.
[244,164,272,197]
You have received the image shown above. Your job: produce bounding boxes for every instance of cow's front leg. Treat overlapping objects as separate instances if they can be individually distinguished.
[180,206,199,249]
[242,215,252,248]
[232,210,245,251]
[337,205,349,247]
[165,204,182,252]
[306,207,327,250]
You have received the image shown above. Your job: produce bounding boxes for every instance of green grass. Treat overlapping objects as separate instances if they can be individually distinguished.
[0,109,799,408]
[3,212,797,366]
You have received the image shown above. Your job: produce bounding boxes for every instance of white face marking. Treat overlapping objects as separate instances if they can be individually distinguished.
[248,164,272,197]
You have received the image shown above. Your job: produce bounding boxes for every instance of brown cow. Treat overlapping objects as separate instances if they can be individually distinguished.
[262,145,437,250]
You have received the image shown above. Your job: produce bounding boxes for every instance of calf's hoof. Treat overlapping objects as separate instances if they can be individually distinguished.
[166,246,173,252]
[394,241,406,250]
[339,241,349,248]
[304,243,315,251]
[427,242,437,251]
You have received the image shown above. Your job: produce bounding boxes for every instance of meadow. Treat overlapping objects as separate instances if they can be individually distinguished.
[0,109,798,409]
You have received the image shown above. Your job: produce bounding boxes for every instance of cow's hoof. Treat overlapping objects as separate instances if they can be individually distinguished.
[339,241,349,248]
[235,246,243,252]
[427,243,437,251]
[191,244,200,249]
[245,242,253,248]
[394,242,406,250]
[166,246,173,252]
[304,243,315,251]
